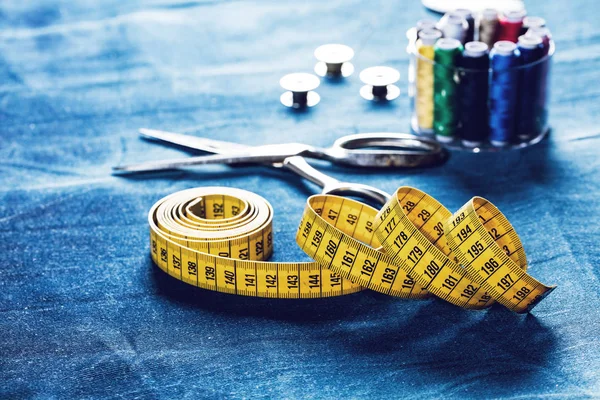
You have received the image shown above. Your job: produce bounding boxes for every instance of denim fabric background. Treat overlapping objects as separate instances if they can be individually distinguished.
[1,0,600,398]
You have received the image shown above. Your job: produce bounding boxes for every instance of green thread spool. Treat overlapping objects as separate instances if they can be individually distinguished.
[433,38,463,142]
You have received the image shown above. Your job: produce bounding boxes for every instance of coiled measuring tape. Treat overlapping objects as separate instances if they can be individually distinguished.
[149,186,555,313]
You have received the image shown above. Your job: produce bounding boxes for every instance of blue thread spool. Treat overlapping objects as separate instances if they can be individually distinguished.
[489,41,520,147]
[517,35,546,140]
[458,42,490,147]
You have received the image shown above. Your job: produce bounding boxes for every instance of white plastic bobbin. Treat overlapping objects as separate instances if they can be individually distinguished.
[314,44,355,78]
[279,73,321,108]
[359,66,401,101]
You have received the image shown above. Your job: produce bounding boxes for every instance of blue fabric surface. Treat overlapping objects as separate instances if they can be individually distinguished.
[1,1,600,398]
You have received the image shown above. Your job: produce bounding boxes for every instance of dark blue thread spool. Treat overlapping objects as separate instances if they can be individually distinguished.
[517,35,546,140]
[455,9,475,43]
[526,26,552,56]
[525,28,552,133]
[458,41,490,147]
[489,41,520,147]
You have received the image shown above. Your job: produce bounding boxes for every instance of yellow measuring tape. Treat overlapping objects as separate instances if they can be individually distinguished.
[149,186,555,312]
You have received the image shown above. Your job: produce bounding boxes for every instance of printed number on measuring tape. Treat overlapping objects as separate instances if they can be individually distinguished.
[148,186,555,313]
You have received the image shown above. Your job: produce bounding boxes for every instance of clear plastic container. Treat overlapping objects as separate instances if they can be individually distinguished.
[406,28,554,152]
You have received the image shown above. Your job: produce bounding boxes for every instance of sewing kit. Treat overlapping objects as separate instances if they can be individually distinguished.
[275,8,553,150]
[407,8,553,150]
[114,7,557,312]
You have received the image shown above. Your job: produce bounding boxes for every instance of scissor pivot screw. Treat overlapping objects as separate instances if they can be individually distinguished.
[314,44,355,78]
[359,66,401,101]
[280,73,321,108]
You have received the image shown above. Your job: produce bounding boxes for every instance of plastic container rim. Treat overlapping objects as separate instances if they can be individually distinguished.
[406,29,555,74]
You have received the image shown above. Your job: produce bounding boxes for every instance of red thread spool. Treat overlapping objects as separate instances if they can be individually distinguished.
[498,10,525,43]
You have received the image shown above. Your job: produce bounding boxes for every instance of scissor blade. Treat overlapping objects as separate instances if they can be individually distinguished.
[139,128,251,153]
[112,144,308,174]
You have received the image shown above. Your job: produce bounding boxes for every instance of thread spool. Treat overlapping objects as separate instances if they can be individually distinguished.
[479,8,499,48]
[525,27,552,55]
[458,41,490,147]
[498,10,525,43]
[489,41,520,146]
[433,38,463,142]
[279,73,321,108]
[455,9,475,43]
[417,19,437,33]
[314,44,355,78]
[415,29,443,133]
[438,12,469,43]
[359,66,401,101]
[521,16,546,36]
[523,28,552,135]
[517,34,546,140]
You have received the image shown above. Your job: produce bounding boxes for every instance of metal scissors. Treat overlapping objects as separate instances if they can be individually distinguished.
[119,129,446,206]
[113,130,447,174]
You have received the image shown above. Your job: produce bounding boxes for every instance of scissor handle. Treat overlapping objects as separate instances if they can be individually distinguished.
[281,156,341,189]
[282,157,390,207]
[322,182,391,207]
[320,132,448,168]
